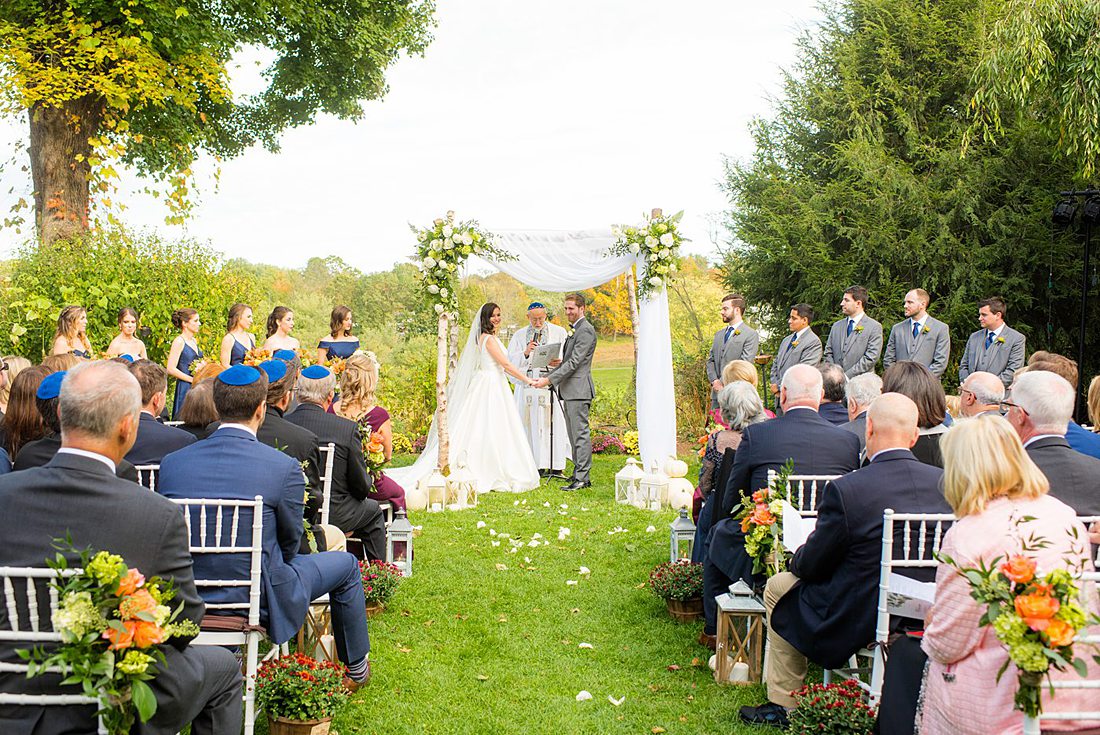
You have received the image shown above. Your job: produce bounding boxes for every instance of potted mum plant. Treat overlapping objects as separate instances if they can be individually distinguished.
[360,560,402,617]
[648,560,704,622]
[255,653,349,735]
[787,679,876,734]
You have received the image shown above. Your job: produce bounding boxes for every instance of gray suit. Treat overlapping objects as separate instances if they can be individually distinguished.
[549,317,597,483]
[882,316,951,377]
[769,328,823,387]
[705,323,760,407]
[958,325,1025,387]
[824,315,884,377]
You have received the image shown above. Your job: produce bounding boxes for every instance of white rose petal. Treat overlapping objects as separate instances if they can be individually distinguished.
[528,539,540,548]
[659,233,674,246]
[579,566,590,575]
[489,529,497,536]
[566,580,578,586]
[532,533,542,539]
[645,525,656,533]
[491,540,500,547]
[509,547,517,553]
[543,502,551,507]
[576,690,592,701]
[476,521,486,529]
[608,695,625,706]
[442,225,454,237]
[578,642,594,649]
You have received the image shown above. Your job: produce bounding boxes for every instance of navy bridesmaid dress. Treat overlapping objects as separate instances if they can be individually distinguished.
[317,337,359,360]
[229,336,254,366]
[172,342,203,418]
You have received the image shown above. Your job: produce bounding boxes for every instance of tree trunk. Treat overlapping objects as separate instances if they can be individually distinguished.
[28,97,104,245]
[436,312,450,473]
[627,265,641,385]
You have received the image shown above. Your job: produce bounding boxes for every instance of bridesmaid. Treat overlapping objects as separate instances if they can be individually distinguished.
[262,306,300,352]
[219,303,255,366]
[335,353,406,510]
[105,307,148,361]
[316,305,360,364]
[166,308,204,419]
[51,305,93,359]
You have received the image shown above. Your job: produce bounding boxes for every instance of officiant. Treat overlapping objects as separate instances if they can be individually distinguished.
[507,302,571,477]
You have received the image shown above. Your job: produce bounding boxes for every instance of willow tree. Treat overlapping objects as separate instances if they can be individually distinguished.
[0,0,435,243]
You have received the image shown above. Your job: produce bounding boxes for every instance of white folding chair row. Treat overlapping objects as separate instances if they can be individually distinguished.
[766,470,840,517]
[1081,515,1100,566]
[0,566,106,734]
[317,443,336,526]
[134,463,160,491]
[163,420,184,427]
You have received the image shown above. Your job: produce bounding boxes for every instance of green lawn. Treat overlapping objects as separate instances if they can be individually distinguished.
[592,365,632,392]
[259,454,778,734]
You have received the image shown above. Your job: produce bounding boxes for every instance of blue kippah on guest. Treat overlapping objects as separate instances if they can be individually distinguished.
[527,302,545,310]
[218,365,262,386]
[273,349,297,361]
[258,359,287,382]
[37,371,66,400]
[117,354,135,363]
[300,365,331,380]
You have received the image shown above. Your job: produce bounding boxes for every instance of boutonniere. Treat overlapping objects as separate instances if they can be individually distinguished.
[921,325,931,335]
[566,327,575,338]
[855,324,864,333]
[996,336,1005,345]
[733,329,742,336]
[791,340,800,348]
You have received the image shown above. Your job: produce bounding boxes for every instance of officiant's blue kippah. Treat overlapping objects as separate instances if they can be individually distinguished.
[301,365,331,380]
[218,365,262,387]
[258,359,287,382]
[37,371,66,400]
[527,302,545,310]
[273,349,297,361]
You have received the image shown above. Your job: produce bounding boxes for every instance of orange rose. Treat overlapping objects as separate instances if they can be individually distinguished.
[368,435,384,452]
[751,490,766,504]
[1042,618,1075,648]
[1000,556,1036,585]
[119,589,158,621]
[131,620,167,648]
[116,568,145,597]
[1015,593,1061,630]
[740,516,752,533]
[104,620,137,651]
[751,505,776,527]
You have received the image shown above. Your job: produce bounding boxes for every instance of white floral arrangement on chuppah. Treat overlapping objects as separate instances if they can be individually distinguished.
[411,211,514,314]
[609,208,687,300]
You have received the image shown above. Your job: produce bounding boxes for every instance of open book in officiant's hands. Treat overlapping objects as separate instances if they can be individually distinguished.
[530,342,562,370]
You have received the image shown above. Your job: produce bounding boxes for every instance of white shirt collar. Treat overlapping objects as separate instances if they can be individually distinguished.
[869,446,910,463]
[570,316,586,328]
[1023,433,1064,447]
[989,324,1005,337]
[56,447,116,473]
[728,321,743,332]
[848,313,864,325]
[793,327,809,340]
[911,316,927,329]
[784,405,817,413]
[217,422,257,437]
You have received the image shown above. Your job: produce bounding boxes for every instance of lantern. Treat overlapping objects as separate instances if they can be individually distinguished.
[670,507,696,563]
[447,459,477,509]
[638,460,669,511]
[386,508,414,577]
[425,468,447,512]
[714,580,766,684]
[614,457,645,504]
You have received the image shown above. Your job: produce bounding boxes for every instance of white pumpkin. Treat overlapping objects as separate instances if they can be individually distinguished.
[664,456,688,478]
[666,476,694,510]
[406,477,429,511]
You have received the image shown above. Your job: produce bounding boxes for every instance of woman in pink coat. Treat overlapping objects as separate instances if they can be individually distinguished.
[919,416,1100,735]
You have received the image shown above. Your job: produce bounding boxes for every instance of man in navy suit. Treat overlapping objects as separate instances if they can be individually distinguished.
[817,363,850,426]
[740,393,951,728]
[125,360,195,465]
[700,364,861,645]
[159,365,372,687]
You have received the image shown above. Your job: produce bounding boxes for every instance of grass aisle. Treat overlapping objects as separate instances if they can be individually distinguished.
[319,455,769,735]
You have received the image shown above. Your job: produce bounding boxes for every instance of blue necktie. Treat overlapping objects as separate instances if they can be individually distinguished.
[984,330,995,349]
[785,335,795,353]
[723,326,733,344]
[846,319,854,337]
[912,321,920,340]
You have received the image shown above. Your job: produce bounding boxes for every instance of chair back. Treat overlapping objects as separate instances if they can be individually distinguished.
[163,420,184,427]
[1080,514,1100,566]
[766,470,840,516]
[134,464,159,491]
[318,443,336,526]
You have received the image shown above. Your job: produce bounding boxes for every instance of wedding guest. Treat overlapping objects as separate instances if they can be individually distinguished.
[1028,351,1100,460]
[0,356,31,416]
[841,372,882,453]
[882,360,949,467]
[124,360,195,465]
[219,302,255,366]
[0,448,9,475]
[317,305,360,363]
[335,353,407,511]
[817,363,850,425]
[958,296,1026,388]
[0,365,49,458]
[1090,375,1100,429]
[958,371,1004,418]
[706,293,760,409]
[159,365,373,689]
[263,306,300,352]
[823,285,883,377]
[50,305,93,358]
[0,361,244,734]
[105,306,148,360]
[287,365,384,560]
[919,416,1100,735]
[176,380,219,441]
[711,359,775,426]
[167,308,204,418]
[740,394,950,728]
[41,353,80,373]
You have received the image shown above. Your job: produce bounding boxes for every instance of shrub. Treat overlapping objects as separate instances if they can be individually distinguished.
[592,434,626,454]
[590,383,635,431]
[621,429,639,455]
[391,432,414,454]
[255,653,348,721]
[648,561,703,601]
[359,560,402,605]
[787,679,876,735]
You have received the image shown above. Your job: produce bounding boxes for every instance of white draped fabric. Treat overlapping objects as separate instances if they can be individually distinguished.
[484,228,677,469]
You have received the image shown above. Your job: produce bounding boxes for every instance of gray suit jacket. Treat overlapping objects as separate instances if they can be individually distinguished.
[824,315,883,377]
[706,323,760,407]
[958,325,1025,387]
[549,317,596,401]
[769,328,823,386]
[883,316,951,377]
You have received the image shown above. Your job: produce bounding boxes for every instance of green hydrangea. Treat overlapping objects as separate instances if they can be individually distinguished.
[1008,640,1049,673]
[86,551,126,586]
[165,619,200,638]
[1055,601,1087,630]
[52,591,107,641]
[992,612,1029,647]
[116,650,154,675]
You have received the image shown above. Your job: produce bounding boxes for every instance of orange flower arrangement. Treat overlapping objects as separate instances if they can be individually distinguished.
[243,347,272,366]
[734,459,795,576]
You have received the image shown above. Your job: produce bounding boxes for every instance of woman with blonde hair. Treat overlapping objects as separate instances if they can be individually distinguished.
[0,356,31,416]
[335,352,406,510]
[41,353,80,373]
[262,306,300,352]
[1089,375,1100,432]
[918,416,1100,734]
[711,359,774,426]
[51,305,93,358]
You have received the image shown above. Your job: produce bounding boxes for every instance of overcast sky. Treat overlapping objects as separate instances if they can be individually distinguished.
[0,0,822,274]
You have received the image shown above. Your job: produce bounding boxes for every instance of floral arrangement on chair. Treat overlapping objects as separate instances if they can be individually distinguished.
[255,653,349,723]
[787,679,876,734]
[648,561,704,602]
[19,541,199,734]
[359,560,402,606]
[735,459,795,577]
[610,208,687,300]
[411,211,514,315]
[360,425,387,480]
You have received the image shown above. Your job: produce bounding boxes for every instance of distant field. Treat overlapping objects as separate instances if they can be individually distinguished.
[592,365,631,390]
[593,335,634,368]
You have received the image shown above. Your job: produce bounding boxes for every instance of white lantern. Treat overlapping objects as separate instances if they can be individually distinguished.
[386,508,414,577]
[426,468,447,512]
[638,460,669,511]
[614,457,645,504]
[447,459,477,509]
[670,507,696,563]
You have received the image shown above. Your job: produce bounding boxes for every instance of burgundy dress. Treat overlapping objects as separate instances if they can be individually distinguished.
[356,406,406,511]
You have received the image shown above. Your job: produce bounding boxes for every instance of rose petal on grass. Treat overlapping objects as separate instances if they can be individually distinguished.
[532,533,543,539]
[489,529,497,536]
[566,580,578,586]
[645,525,656,533]
[576,691,593,702]
[491,540,500,547]
[476,521,486,529]
[543,502,551,507]
[667,665,680,671]
[560,504,568,509]
[578,642,593,649]
[579,566,591,575]
[477,674,489,681]
[608,695,625,706]
[495,563,507,571]
[527,539,540,548]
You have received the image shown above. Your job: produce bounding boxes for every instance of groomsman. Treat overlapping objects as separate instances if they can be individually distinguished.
[769,303,822,410]
[705,293,759,408]
[823,285,883,378]
[882,288,951,377]
[958,296,1025,388]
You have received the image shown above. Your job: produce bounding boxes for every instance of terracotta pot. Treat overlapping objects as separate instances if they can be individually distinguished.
[269,716,332,735]
[666,597,703,622]
[365,601,385,618]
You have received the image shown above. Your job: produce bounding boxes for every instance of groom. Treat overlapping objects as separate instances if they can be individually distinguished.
[534,293,596,491]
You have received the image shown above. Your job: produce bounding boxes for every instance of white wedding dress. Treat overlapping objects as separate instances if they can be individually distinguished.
[389,306,540,495]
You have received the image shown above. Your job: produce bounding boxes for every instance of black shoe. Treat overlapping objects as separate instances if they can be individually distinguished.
[539,469,550,478]
[562,480,591,491]
[738,702,790,729]
[556,474,576,483]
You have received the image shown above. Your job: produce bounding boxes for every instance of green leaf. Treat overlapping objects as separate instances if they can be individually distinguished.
[131,679,157,722]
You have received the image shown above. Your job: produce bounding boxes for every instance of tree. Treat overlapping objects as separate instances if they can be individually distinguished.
[0,0,435,243]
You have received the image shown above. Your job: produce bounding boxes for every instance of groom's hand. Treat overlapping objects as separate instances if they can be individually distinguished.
[548,359,561,367]
[532,377,550,388]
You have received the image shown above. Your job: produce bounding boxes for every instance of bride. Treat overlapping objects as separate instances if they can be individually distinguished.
[390,303,541,494]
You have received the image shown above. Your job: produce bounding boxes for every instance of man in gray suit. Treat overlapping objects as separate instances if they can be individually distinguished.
[882,288,951,377]
[705,293,760,408]
[823,285,883,378]
[769,303,823,412]
[536,293,596,491]
[958,296,1026,388]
